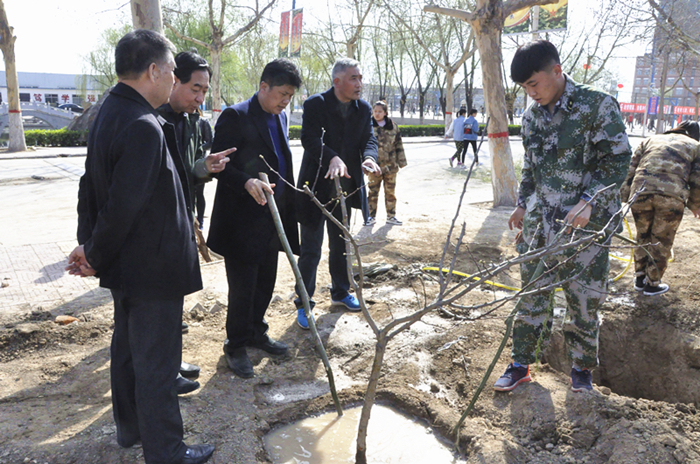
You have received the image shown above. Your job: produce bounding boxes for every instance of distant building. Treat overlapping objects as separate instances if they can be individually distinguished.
[0,71,102,107]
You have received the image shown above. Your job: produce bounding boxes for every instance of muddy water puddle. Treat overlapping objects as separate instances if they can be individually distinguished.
[264,404,465,463]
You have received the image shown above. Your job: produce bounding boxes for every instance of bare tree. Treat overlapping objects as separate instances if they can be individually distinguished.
[0,0,26,152]
[163,0,276,123]
[387,2,477,132]
[131,0,163,32]
[424,0,560,208]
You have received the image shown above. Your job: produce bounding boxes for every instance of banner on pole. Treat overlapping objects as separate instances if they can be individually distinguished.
[279,11,290,58]
[538,0,568,33]
[504,0,568,36]
[504,7,530,35]
[290,8,303,57]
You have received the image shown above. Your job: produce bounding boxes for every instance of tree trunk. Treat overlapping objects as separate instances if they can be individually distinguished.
[355,336,387,464]
[210,45,223,124]
[444,70,455,134]
[130,0,162,33]
[656,51,670,135]
[0,1,26,152]
[475,20,517,207]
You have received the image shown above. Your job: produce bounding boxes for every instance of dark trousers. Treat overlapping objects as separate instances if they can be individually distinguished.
[295,206,351,308]
[194,184,206,225]
[223,234,280,352]
[110,289,186,464]
[452,141,467,163]
[465,140,477,159]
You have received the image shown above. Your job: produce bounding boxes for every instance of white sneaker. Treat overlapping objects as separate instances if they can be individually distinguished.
[386,217,402,226]
[364,217,376,226]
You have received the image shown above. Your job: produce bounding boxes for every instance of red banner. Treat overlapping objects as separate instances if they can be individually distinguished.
[290,8,303,58]
[279,11,290,58]
[619,102,698,116]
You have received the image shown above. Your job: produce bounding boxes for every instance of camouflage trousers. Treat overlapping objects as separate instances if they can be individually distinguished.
[368,170,398,218]
[631,194,685,285]
[512,234,609,370]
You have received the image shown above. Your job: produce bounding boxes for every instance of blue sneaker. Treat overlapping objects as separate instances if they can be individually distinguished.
[570,368,593,392]
[493,363,531,392]
[331,294,361,312]
[297,308,310,330]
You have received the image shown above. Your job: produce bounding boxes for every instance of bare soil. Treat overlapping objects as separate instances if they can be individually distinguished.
[3,200,700,464]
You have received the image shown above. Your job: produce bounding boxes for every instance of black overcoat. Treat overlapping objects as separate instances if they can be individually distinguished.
[77,83,202,299]
[295,87,378,227]
[207,94,300,263]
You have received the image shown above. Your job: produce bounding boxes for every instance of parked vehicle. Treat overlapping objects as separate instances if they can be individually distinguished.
[58,103,83,113]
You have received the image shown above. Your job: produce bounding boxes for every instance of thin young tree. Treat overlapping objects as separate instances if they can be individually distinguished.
[0,0,26,152]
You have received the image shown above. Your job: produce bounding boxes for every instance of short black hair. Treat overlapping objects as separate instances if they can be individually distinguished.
[260,58,302,89]
[174,49,211,84]
[469,109,478,116]
[665,120,700,141]
[458,108,467,116]
[115,29,175,79]
[510,40,560,84]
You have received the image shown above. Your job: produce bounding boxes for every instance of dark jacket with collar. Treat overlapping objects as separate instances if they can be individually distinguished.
[296,87,378,227]
[207,93,299,263]
[77,82,202,299]
[157,103,211,220]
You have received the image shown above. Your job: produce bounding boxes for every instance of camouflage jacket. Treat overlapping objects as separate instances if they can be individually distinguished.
[519,75,631,243]
[620,133,700,210]
[372,117,407,174]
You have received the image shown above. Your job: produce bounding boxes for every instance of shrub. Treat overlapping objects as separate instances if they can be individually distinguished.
[25,129,88,147]
[287,124,521,139]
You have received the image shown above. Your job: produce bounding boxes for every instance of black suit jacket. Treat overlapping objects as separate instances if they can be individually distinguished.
[77,83,202,299]
[207,93,299,263]
[295,87,378,227]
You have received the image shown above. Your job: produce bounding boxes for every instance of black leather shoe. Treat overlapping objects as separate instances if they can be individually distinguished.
[182,321,189,334]
[180,361,200,379]
[249,336,288,356]
[176,373,200,395]
[178,444,215,464]
[225,347,254,378]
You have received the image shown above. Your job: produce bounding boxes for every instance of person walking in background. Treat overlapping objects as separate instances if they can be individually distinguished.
[366,100,407,226]
[463,108,480,164]
[446,108,467,167]
[620,120,700,296]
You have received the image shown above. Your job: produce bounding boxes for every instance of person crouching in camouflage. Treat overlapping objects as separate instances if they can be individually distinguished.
[493,40,631,393]
[620,121,700,296]
[365,100,407,226]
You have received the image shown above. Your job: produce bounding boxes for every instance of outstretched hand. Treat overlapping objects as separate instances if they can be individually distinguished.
[325,156,351,179]
[205,147,235,173]
[564,199,592,232]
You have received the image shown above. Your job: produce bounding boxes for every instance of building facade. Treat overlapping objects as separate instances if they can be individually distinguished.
[0,71,102,108]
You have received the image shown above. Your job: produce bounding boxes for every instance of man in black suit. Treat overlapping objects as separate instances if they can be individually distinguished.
[67,30,214,464]
[294,58,380,329]
[207,59,302,378]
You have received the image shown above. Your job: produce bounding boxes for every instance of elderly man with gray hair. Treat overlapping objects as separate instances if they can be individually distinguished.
[294,57,380,329]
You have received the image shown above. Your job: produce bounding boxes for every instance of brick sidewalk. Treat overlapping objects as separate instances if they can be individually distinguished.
[0,241,100,311]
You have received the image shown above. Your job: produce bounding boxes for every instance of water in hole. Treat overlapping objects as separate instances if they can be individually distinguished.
[264,404,465,463]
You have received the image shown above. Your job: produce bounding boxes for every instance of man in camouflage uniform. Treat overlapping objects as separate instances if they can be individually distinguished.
[620,121,700,296]
[493,40,631,393]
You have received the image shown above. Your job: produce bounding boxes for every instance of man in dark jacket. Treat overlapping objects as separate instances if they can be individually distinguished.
[207,59,301,378]
[157,50,232,393]
[67,30,214,464]
[294,57,379,329]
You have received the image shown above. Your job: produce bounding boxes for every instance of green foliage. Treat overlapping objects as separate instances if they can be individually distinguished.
[24,129,88,147]
[84,24,132,92]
